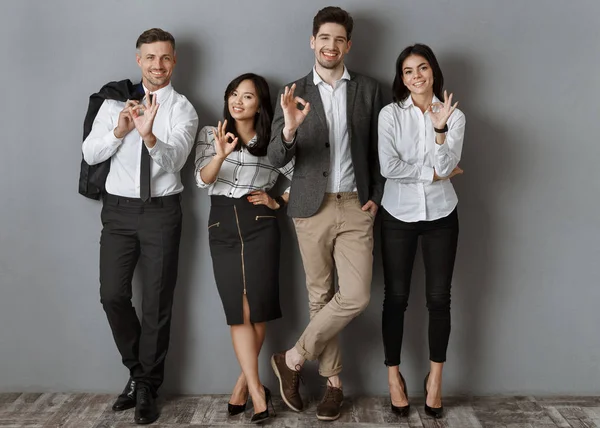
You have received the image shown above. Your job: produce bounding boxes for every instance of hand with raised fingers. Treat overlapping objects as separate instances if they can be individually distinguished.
[131,92,160,139]
[281,83,311,141]
[428,90,458,130]
[114,99,139,139]
[213,119,239,160]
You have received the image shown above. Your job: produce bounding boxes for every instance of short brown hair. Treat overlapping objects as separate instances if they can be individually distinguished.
[135,28,176,51]
[312,6,354,40]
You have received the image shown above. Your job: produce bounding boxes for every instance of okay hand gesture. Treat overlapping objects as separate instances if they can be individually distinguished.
[428,90,458,130]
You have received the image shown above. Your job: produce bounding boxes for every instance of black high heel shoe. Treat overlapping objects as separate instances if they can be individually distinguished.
[227,400,247,416]
[250,386,276,424]
[423,373,443,418]
[227,388,248,416]
[390,372,410,416]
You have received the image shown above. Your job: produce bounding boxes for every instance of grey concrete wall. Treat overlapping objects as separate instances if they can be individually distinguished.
[1,0,599,396]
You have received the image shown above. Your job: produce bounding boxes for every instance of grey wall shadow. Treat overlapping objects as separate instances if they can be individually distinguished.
[431,52,522,394]
[159,39,214,394]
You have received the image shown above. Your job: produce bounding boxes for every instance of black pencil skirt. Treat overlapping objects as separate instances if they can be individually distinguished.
[208,195,282,325]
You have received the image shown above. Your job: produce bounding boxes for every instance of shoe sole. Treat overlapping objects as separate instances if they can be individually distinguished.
[316,400,343,421]
[112,400,136,412]
[112,404,135,412]
[270,355,302,412]
[316,413,341,421]
[134,414,160,425]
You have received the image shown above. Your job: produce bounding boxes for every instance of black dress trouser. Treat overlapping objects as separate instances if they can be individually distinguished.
[381,207,459,366]
[99,193,182,393]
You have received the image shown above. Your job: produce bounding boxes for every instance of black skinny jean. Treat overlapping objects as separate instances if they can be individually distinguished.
[381,207,459,366]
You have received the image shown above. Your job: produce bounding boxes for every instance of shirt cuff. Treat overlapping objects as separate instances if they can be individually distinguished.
[195,165,213,188]
[282,131,296,148]
[420,165,435,184]
[146,136,165,156]
[105,129,124,147]
[435,140,449,155]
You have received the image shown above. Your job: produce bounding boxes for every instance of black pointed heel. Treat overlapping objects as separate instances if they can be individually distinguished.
[250,386,275,424]
[227,401,247,416]
[390,372,410,416]
[424,373,444,419]
[227,387,248,416]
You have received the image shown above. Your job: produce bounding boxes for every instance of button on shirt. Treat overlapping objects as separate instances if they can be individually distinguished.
[378,96,466,222]
[195,126,294,197]
[313,67,357,193]
[82,83,199,197]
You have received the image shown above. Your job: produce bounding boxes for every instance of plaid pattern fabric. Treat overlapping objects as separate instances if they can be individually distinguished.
[195,126,293,197]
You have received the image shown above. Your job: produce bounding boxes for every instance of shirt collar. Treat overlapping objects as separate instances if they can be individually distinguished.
[401,94,441,108]
[142,82,173,100]
[246,135,258,148]
[312,66,351,87]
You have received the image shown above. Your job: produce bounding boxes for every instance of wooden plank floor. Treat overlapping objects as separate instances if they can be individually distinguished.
[1,393,599,427]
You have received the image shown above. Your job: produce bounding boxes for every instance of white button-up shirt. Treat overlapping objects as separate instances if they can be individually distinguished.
[82,83,199,198]
[378,96,466,222]
[313,67,357,193]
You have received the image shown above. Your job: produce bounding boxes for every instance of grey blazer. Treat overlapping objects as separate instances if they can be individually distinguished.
[267,70,384,218]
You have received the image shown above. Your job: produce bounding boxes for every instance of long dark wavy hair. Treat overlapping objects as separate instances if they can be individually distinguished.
[223,73,273,157]
[392,44,444,104]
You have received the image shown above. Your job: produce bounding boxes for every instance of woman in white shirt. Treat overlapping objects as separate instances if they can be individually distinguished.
[195,73,293,423]
[378,44,465,419]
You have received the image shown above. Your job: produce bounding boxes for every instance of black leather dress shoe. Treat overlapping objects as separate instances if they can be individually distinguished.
[134,384,159,425]
[112,378,136,411]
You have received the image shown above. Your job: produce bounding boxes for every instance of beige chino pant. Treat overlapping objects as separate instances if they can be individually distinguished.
[293,192,374,377]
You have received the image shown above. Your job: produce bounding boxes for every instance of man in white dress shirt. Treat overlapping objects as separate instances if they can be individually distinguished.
[82,28,198,425]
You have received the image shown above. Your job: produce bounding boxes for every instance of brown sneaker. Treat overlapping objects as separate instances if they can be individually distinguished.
[270,352,303,412]
[316,385,344,421]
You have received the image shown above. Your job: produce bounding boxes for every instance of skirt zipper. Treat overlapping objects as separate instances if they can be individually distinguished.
[233,205,247,295]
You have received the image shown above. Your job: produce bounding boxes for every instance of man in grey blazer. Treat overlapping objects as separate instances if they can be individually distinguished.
[268,6,384,421]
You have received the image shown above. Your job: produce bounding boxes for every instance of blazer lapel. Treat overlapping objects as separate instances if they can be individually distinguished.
[304,74,327,130]
[346,77,357,140]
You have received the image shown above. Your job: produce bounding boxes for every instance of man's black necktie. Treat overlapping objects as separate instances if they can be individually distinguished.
[139,90,152,202]
[140,141,151,202]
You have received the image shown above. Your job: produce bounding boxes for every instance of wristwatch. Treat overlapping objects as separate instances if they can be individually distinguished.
[434,124,448,134]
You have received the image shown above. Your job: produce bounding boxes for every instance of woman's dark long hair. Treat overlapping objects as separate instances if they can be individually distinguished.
[223,73,273,157]
[392,44,444,104]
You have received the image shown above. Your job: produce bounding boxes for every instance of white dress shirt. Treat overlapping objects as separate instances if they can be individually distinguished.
[378,95,466,222]
[195,126,294,197]
[313,67,357,193]
[82,83,199,198]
